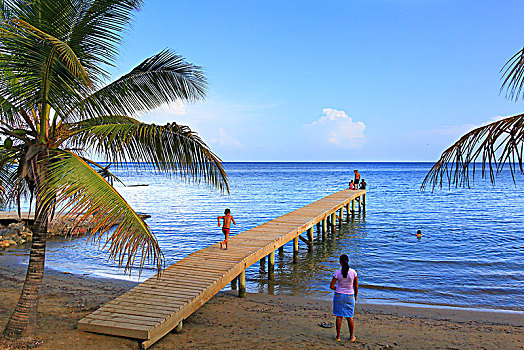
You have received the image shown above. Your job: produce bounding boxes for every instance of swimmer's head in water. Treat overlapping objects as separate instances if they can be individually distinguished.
[417,230,421,234]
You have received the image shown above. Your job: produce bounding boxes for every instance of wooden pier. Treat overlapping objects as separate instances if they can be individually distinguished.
[78,189,366,349]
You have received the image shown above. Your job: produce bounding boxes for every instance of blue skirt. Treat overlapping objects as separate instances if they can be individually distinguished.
[333,292,355,317]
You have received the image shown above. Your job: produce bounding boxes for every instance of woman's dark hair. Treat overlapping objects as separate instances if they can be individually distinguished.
[340,254,349,278]
[224,208,230,215]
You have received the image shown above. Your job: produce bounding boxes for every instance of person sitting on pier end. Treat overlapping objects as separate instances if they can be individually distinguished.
[349,180,355,190]
[330,254,358,342]
[359,179,366,190]
[218,208,236,250]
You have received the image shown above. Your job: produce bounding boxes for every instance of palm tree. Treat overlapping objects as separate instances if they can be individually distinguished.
[423,47,524,189]
[0,0,228,341]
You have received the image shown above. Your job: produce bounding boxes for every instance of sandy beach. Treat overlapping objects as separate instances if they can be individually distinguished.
[0,256,522,350]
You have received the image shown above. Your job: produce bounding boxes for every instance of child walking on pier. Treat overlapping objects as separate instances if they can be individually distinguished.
[218,208,236,250]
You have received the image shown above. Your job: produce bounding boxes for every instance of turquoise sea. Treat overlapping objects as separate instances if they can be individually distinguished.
[9,162,524,311]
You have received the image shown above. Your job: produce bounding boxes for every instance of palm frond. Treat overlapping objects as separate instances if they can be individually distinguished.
[0,0,143,120]
[66,117,229,192]
[501,47,524,102]
[40,150,163,274]
[422,114,524,190]
[11,18,91,86]
[65,50,206,121]
[65,0,143,82]
[0,95,25,127]
[2,0,142,85]
[0,145,28,208]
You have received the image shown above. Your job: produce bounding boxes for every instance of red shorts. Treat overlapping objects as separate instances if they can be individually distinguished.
[222,228,230,235]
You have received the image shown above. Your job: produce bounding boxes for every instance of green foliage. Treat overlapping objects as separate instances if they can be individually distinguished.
[0,0,228,273]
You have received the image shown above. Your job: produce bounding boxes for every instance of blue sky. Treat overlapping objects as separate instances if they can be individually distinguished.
[111,0,524,161]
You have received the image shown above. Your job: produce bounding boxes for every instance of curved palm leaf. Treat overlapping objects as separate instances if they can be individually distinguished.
[0,0,143,119]
[501,47,524,102]
[41,150,163,274]
[422,114,524,190]
[64,50,207,122]
[11,18,91,85]
[67,117,229,192]
[0,146,21,205]
[65,0,143,82]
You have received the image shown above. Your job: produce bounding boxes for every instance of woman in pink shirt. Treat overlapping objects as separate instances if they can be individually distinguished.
[330,254,358,342]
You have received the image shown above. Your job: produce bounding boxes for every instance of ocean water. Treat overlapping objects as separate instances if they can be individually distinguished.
[8,162,524,311]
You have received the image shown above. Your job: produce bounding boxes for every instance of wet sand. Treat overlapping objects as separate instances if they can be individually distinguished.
[0,256,522,349]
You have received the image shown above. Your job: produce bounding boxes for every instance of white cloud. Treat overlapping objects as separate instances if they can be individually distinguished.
[211,128,243,148]
[416,114,512,138]
[161,100,187,115]
[304,108,366,148]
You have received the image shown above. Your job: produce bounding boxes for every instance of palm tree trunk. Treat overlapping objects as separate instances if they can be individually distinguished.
[2,202,48,340]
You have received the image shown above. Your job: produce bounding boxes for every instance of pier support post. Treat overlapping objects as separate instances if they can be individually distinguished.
[307,227,314,252]
[322,219,327,237]
[330,213,336,230]
[358,196,361,212]
[279,246,284,254]
[231,277,237,290]
[268,281,275,295]
[293,237,299,264]
[351,199,355,215]
[316,222,321,232]
[338,208,343,226]
[174,320,183,333]
[268,251,275,280]
[239,270,246,298]
[260,256,266,270]
[363,194,366,211]
[345,204,350,220]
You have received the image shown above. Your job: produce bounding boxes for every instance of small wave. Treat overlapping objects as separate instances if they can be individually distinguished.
[402,258,522,269]
[359,284,427,293]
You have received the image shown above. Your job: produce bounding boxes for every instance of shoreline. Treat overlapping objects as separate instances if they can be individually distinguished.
[1,253,523,316]
[0,256,523,349]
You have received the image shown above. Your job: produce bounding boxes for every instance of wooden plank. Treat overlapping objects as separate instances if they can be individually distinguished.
[154,269,226,279]
[175,259,238,267]
[130,287,201,299]
[167,265,231,275]
[145,274,219,285]
[119,290,195,303]
[85,313,162,327]
[100,303,179,315]
[166,264,234,274]
[163,264,231,273]
[135,283,205,295]
[78,322,149,340]
[189,252,251,260]
[172,260,237,269]
[107,297,187,309]
[78,318,150,338]
[166,263,232,272]
[134,280,211,293]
